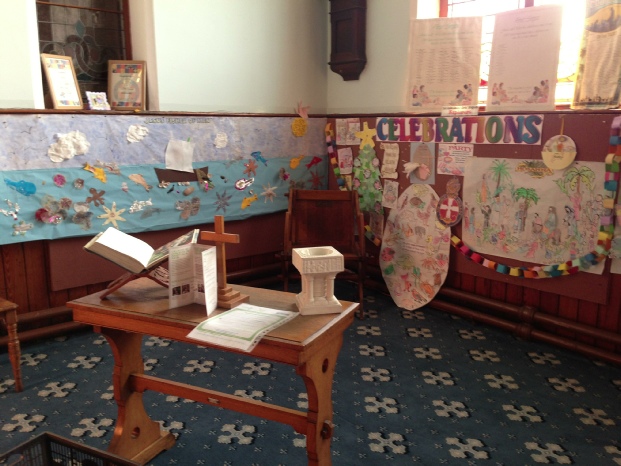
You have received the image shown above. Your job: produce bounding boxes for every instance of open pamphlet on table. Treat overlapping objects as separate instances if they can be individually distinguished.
[168,242,218,312]
[187,303,298,352]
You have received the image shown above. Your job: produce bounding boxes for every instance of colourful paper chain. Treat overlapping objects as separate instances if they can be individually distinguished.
[326,124,348,191]
[451,118,621,279]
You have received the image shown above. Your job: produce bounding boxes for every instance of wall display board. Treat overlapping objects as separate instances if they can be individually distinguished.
[0,114,327,245]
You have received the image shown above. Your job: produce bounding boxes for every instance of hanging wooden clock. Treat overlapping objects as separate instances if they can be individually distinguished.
[329,0,367,81]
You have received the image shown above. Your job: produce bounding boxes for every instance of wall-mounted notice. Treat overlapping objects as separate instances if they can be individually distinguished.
[572,0,621,109]
[407,17,482,112]
[486,5,563,111]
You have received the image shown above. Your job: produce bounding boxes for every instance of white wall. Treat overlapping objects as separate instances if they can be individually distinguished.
[326,0,415,114]
[0,0,421,114]
[0,2,44,109]
[147,0,328,113]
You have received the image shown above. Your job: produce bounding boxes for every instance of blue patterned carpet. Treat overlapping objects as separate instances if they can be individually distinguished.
[1,284,621,465]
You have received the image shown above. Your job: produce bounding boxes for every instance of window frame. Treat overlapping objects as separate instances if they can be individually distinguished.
[35,0,132,102]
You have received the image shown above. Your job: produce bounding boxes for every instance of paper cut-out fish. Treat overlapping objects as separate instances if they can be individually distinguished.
[289,155,305,169]
[251,151,268,165]
[241,193,258,209]
[83,163,107,183]
[129,173,152,191]
[305,156,322,169]
[5,179,36,196]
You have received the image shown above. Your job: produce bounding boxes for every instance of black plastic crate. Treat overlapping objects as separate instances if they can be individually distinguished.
[0,432,139,466]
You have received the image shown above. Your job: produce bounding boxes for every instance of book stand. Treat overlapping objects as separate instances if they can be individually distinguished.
[100,266,169,300]
[201,215,249,309]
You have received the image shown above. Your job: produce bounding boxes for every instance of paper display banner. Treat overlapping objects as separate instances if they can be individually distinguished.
[486,5,562,112]
[407,16,482,112]
[462,157,607,271]
[380,184,450,310]
[375,115,544,145]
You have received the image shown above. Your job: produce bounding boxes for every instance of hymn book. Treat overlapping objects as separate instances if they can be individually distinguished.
[84,227,199,274]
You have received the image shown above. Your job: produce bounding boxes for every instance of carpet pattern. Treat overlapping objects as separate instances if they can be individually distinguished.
[1,284,621,465]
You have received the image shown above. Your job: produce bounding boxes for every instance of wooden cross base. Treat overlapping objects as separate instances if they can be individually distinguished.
[217,285,249,309]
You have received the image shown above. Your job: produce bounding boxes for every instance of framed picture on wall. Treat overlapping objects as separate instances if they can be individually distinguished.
[108,60,146,110]
[40,54,83,110]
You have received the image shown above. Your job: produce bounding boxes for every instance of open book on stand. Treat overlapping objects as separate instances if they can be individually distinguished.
[84,227,200,274]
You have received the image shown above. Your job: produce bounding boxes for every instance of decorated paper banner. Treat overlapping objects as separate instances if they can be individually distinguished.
[462,157,607,271]
[380,184,450,310]
[376,115,544,145]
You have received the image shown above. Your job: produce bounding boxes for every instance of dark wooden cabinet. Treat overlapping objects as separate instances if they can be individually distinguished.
[329,0,367,81]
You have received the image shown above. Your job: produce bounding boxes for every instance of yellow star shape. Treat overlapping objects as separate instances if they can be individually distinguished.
[98,202,126,229]
[355,122,377,149]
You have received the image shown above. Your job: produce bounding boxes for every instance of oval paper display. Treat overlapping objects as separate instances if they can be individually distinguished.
[379,184,450,310]
[541,134,577,170]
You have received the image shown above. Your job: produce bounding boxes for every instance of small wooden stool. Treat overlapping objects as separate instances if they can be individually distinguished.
[0,298,22,392]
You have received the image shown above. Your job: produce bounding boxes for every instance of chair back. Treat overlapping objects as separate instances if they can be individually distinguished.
[284,188,365,257]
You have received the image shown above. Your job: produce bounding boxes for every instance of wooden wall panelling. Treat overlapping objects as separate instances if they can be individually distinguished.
[1,244,29,313]
[23,240,51,312]
[489,279,506,303]
[523,287,540,309]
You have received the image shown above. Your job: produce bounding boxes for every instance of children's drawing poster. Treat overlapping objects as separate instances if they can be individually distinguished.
[407,16,482,112]
[380,184,450,310]
[335,118,361,145]
[573,0,621,109]
[462,157,607,271]
[486,5,562,111]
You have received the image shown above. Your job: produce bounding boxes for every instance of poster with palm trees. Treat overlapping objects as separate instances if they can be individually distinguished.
[462,157,606,269]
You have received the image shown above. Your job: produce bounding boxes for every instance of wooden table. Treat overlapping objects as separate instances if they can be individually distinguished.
[67,279,357,465]
[0,298,21,392]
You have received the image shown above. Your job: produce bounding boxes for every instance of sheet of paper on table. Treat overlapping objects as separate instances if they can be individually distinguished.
[186,303,297,352]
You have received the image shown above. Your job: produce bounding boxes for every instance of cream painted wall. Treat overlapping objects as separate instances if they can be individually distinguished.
[0,1,44,108]
[326,0,415,114]
[0,0,421,114]
[148,0,329,113]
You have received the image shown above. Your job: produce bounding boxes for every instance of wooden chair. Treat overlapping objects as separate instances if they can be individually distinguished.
[281,188,365,318]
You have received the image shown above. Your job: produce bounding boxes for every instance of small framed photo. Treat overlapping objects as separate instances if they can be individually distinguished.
[108,60,146,110]
[40,53,83,109]
[86,91,111,110]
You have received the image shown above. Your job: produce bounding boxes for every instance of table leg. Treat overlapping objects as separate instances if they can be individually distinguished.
[5,310,23,393]
[99,328,175,465]
[297,334,344,466]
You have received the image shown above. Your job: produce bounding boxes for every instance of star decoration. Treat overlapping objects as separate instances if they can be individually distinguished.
[244,159,258,177]
[98,202,126,228]
[214,190,232,213]
[86,188,106,207]
[355,122,377,149]
[260,183,278,203]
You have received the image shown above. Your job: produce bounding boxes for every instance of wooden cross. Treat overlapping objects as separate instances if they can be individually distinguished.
[201,215,249,309]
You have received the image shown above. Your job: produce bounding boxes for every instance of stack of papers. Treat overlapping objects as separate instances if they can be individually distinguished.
[187,303,297,352]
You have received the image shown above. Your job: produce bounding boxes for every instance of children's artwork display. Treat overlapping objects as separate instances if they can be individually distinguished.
[379,184,450,310]
[407,16,482,112]
[486,5,562,111]
[572,0,621,109]
[0,114,327,245]
[462,157,607,271]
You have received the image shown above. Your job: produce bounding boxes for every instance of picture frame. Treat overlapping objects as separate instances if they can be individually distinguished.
[86,91,111,110]
[108,60,146,110]
[40,53,83,110]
